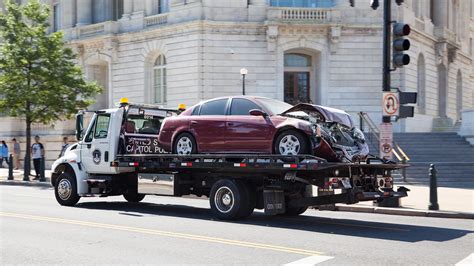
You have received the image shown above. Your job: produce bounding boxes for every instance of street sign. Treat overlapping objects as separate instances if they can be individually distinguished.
[382,92,399,117]
[379,122,393,160]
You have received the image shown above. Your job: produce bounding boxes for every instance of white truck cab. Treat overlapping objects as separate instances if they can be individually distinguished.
[51,98,174,205]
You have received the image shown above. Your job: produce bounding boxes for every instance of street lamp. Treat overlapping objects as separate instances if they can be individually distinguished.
[240,68,248,95]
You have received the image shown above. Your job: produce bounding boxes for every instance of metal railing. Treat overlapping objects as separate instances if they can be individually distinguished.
[358,112,410,163]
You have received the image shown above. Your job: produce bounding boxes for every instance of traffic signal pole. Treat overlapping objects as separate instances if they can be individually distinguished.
[382,0,391,123]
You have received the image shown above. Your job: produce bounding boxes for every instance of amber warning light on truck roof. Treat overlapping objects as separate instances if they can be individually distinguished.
[119,97,129,107]
[178,103,186,111]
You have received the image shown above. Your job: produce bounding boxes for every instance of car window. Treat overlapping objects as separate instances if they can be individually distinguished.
[94,114,110,139]
[199,99,228,115]
[191,106,200,116]
[230,98,261,115]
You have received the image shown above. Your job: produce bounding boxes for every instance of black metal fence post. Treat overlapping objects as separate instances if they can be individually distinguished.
[8,154,13,180]
[39,156,46,182]
[428,164,439,210]
[23,154,30,181]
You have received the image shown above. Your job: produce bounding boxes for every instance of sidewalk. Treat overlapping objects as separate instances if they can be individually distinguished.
[0,168,52,187]
[1,168,473,218]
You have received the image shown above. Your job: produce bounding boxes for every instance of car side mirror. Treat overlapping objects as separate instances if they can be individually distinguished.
[75,113,84,141]
[249,109,267,117]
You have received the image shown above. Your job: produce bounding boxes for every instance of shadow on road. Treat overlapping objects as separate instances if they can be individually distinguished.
[76,201,473,243]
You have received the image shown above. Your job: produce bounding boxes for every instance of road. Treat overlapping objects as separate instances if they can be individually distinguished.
[0,185,473,265]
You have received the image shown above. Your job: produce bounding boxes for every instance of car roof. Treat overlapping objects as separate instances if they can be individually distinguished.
[197,95,272,104]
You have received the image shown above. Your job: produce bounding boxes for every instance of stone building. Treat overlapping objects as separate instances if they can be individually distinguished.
[1,0,473,139]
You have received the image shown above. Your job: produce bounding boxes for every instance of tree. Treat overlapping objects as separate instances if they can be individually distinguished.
[0,0,101,180]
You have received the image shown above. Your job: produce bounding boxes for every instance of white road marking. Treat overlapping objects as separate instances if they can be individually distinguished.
[456,253,474,266]
[285,255,334,265]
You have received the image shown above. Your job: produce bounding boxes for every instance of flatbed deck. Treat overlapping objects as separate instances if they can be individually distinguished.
[113,153,408,182]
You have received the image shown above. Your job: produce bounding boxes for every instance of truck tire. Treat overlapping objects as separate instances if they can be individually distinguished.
[54,172,80,206]
[173,133,197,155]
[283,206,308,216]
[274,130,309,156]
[123,192,146,203]
[210,179,254,220]
[282,184,311,216]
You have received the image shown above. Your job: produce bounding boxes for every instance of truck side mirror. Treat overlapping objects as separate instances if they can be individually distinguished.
[75,113,84,141]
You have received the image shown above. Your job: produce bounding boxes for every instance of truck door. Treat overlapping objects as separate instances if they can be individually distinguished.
[80,113,114,173]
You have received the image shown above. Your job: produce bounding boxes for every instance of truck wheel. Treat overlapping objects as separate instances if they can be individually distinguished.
[123,192,146,203]
[275,130,309,156]
[173,133,197,155]
[54,172,80,206]
[210,179,254,220]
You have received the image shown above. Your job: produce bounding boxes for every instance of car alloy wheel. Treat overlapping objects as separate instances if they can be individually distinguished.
[176,136,193,154]
[278,135,301,155]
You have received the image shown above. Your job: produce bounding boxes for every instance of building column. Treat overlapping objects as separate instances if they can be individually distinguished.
[432,0,448,28]
[61,0,76,28]
[76,0,92,26]
[122,0,133,18]
[132,0,145,14]
[145,0,155,16]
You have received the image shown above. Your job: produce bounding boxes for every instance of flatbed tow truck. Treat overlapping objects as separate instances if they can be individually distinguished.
[51,99,409,220]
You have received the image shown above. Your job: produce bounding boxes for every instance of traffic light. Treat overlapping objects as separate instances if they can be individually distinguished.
[399,91,417,118]
[349,0,355,7]
[370,0,379,10]
[392,23,411,67]
[395,0,404,5]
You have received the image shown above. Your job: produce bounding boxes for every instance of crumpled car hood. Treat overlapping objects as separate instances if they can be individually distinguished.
[282,103,355,128]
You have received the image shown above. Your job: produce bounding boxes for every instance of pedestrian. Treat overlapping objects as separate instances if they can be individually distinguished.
[11,138,21,170]
[58,136,69,158]
[0,140,8,168]
[31,136,44,180]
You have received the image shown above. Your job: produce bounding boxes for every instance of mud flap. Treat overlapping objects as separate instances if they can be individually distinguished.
[263,190,285,215]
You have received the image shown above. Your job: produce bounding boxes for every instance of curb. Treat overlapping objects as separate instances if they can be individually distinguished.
[336,204,474,220]
[0,179,52,188]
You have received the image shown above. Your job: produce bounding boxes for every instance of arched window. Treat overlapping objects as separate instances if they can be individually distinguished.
[456,70,462,120]
[284,53,313,104]
[284,53,312,67]
[153,55,167,104]
[417,54,426,114]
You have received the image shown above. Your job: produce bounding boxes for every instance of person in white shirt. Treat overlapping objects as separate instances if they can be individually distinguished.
[31,136,44,180]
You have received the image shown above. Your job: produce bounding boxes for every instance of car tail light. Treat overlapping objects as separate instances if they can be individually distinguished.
[234,163,247,167]
[181,162,193,167]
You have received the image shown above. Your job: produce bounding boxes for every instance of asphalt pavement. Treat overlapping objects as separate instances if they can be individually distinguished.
[1,186,473,265]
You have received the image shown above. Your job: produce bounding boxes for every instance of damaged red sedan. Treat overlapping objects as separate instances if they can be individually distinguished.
[158,96,369,162]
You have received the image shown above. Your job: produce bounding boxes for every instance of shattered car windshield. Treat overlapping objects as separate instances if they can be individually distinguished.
[255,98,307,117]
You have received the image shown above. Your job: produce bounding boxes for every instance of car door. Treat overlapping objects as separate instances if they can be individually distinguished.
[189,98,228,152]
[80,113,114,173]
[225,98,273,153]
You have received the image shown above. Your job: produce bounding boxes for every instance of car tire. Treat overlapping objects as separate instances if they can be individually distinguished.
[210,179,254,220]
[123,191,146,203]
[274,130,309,156]
[173,133,197,155]
[54,172,80,206]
